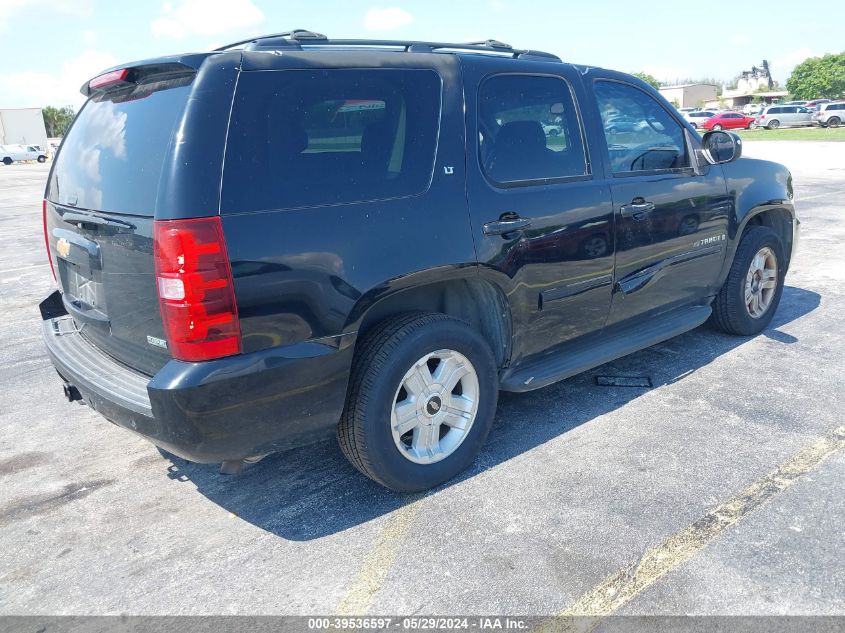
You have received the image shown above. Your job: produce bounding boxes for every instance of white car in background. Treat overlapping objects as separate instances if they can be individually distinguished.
[0,144,47,165]
[682,110,717,128]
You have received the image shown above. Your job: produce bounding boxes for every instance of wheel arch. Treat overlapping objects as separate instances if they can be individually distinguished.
[348,273,513,369]
[717,203,796,290]
[742,206,794,268]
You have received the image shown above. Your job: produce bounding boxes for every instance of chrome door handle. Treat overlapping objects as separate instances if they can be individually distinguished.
[620,198,655,220]
[483,216,532,236]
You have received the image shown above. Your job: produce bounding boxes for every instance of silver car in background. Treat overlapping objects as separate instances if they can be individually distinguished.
[814,102,845,127]
[756,105,814,129]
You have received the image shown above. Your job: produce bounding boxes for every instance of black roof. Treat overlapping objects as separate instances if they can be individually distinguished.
[214,29,561,62]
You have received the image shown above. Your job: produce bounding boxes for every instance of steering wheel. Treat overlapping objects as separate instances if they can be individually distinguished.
[628,146,681,171]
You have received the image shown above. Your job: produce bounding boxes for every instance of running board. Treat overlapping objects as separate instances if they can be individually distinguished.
[500,305,712,392]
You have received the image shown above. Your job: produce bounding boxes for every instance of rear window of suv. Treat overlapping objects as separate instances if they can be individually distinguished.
[221,69,442,213]
[48,78,192,215]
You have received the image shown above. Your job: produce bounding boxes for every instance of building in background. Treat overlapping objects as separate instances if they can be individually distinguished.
[719,61,788,109]
[658,84,718,108]
[0,108,48,150]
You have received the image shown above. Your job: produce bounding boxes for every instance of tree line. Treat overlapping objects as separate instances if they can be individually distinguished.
[634,51,844,100]
[42,106,75,137]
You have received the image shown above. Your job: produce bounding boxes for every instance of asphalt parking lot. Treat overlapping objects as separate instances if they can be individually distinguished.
[1,143,843,622]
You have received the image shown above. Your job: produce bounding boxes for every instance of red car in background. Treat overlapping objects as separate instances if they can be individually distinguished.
[701,111,756,131]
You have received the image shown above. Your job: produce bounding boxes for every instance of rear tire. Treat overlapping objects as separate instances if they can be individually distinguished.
[828,117,841,128]
[767,119,780,129]
[711,226,785,336]
[337,312,498,492]
[2,157,11,165]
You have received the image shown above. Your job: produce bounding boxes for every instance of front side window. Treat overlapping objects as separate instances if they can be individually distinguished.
[222,69,441,213]
[478,74,587,184]
[595,80,689,174]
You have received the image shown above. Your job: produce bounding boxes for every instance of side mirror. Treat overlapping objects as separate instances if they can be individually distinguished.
[701,130,742,165]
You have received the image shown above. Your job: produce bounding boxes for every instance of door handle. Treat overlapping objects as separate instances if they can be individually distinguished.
[483,215,532,237]
[620,198,655,220]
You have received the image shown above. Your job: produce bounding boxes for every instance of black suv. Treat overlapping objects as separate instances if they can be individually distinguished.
[40,31,798,491]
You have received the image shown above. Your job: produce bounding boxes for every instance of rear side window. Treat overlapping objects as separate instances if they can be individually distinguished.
[48,79,192,215]
[478,74,587,184]
[222,69,441,213]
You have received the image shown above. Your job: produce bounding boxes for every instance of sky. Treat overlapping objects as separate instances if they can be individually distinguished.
[0,0,838,109]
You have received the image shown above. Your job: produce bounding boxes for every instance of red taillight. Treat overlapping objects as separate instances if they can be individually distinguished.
[154,217,242,362]
[42,199,56,281]
[88,68,128,91]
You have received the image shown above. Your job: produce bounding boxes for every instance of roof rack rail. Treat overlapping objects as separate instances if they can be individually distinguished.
[213,30,561,61]
[214,29,327,51]
[464,39,513,49]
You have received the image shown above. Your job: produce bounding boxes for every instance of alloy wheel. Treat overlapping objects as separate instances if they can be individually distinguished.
[745,246,778,319]
[391,349,479,465]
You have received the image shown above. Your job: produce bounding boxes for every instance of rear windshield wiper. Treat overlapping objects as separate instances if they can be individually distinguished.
[62,212,136,231]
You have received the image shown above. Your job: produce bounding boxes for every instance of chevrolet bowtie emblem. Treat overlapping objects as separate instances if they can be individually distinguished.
[56,237,70,258]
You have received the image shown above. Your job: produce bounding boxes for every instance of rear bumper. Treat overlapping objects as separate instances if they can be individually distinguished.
[40,291,355,463]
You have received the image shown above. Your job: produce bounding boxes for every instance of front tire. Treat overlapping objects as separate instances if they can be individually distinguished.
[2,157,11,165]
[337,313,498,491]
[712,124,723,131]
[37,155,46,163]
[711,226,785,336]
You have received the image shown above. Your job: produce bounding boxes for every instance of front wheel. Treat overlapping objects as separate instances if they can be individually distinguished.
[337,313,498,491]
[712,124,723,131]
[37,155,46,163]
[711,226,785,336]
[2,157,11,165]
[747,121,756,129]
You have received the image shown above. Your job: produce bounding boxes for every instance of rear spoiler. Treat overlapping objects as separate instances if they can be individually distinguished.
[80,56,208,98]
